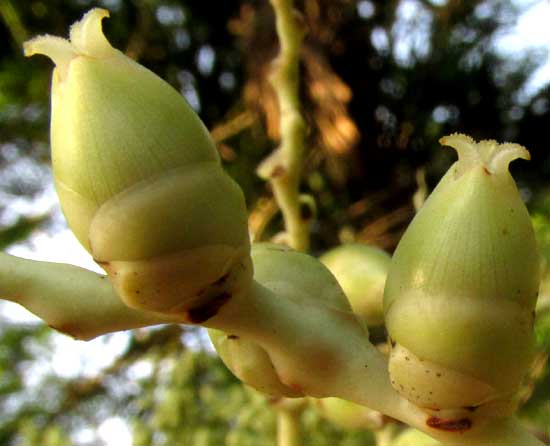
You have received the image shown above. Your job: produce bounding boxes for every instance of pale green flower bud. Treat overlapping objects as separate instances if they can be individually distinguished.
[321,243,391,326]
[384,134,540,415]
[24,9,251,315]
[209,243,353,397]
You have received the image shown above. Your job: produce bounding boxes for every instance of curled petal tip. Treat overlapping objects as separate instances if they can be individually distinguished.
[69,8,115,58]
[488,143,530,173]
[439,133,531,175]
[439,133,479,171]
[23,35,77,79]
[438,132,475,146]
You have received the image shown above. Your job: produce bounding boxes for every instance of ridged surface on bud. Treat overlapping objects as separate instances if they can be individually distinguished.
[24,9,251,314]
[209,243,353,397]
[321,243,391,326]
[384,134,540,413]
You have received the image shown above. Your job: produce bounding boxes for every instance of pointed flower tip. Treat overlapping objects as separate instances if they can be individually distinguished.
[439,133,531,175]
[23,35,78,79]
[69,8,115,58]
[23,8,117,81]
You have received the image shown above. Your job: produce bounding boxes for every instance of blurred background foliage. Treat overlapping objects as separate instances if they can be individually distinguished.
[0,0,549,445]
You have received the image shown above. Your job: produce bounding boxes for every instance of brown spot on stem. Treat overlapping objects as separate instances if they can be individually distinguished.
[187,292,231,324]
[227,335,239,340]
[463,405,479,412]
[427,417,472,432]
[271,165,286,178]
[482,167,491,175]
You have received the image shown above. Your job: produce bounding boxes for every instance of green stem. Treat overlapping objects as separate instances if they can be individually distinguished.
[0,253,543,446]
[205,281,544,446]
[536,291,550,315]
[0,253,182,340]
[266,3,310,443]
[277,405,303,446]
[263,0,309,251]
[374,423,398,446]
[0,0,28,49]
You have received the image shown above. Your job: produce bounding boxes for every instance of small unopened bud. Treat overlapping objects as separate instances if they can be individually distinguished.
[321,243,391,327]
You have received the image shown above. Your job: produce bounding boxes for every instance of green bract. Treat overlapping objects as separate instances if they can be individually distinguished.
[24,9,251,315]
[384,134,540,415]
[321,243,391,326]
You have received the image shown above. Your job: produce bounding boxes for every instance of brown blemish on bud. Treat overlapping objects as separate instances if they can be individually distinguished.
[427,417,472,432]
[482,166,491,175]
[227,334,239,340]
[187,292,231,324]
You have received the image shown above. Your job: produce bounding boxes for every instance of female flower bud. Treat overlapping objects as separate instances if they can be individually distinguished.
[24,9,251,315]
[384,134,540,415]
[209,243,353,397]
[321,244,391,326]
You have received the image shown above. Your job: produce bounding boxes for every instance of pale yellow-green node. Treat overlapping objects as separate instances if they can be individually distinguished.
[320,243,391,326]
[384,133,539,413]
[208,328,302,397]
[388,343,499,410]
[310,397,384,431]
[88,164,251,313]
[207,243,354,397]
[24,8,251,316]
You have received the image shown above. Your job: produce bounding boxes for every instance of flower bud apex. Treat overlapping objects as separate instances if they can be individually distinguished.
[384,134,539,414]
[321,244,391,326]
[24,9,251,314]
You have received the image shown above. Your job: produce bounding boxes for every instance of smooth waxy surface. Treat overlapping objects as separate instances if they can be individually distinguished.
[384,134,540,409]
[208,243,355,397]
[25,9,252,315]
[321,243,391,326]
[24,9,223,251]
